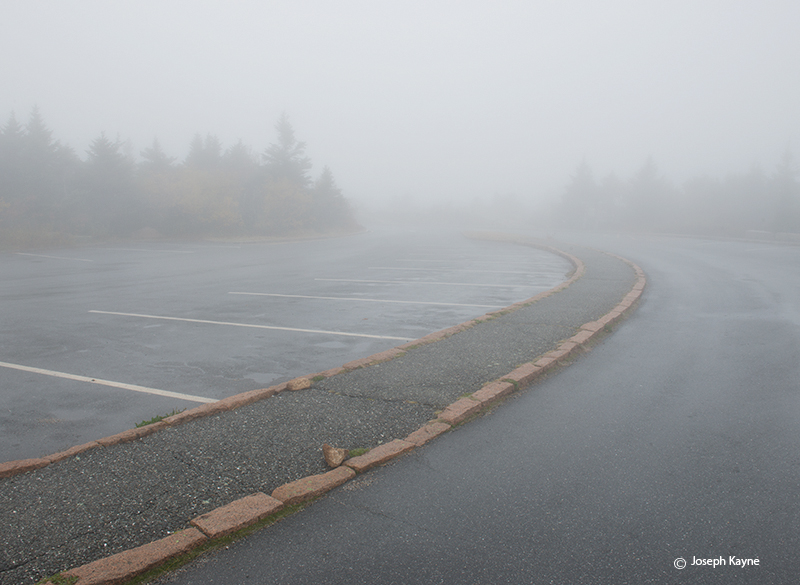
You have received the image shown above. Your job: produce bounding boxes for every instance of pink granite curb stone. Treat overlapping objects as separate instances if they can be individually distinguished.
[405,421,452,446]
[471,380,515,405]
[314,366,345,379]
[162,401,230,426]
[342,348,404,370]
[569,329,595,345]
[557,341,579,354]
[344,439,416,473]
[43,441,101,465]
[0,458,49,479]
[504,363,543,388]
[271,466,356,505]
[436,397,484,425]
[190,493,284,539]
[96,421,169,447]
[215,384,284,408]
[59,528,206,585]
[533,355,558,370]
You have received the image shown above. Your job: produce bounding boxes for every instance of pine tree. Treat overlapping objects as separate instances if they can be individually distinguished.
[184,133,222,169]
[312,166,357,231]
[262,113,312,186]
[771,148,799,232]
[0,112,26,202]
[139,138,175,173]
[560,160,597,229]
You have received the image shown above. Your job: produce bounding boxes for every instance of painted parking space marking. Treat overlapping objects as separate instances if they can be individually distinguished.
[16,253,94,262]
[103,248,196,254]
[89,310,416,341]
[228,291,504,309]
[369,266,532,274]
[315,278,525,288]
[0,361,216,403]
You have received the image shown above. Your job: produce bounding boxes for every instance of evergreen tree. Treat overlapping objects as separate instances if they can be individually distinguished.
[24,105,57,159]
[771,148,799,232]
[0,112,26,203]
[263,113,312,186]
[185,133,222,169]
[87,133,132,179]
[560,160,597,229]
[185,133,204,167]
[83,132,139,234]
[21,106,60,202]
[139,138,175,173]
[223,139,256,171]
[625,157,673,230]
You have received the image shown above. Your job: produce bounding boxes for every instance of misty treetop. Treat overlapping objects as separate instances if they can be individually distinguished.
[263,112,313,186]
[0,109,359,247]
[557,153,800,237]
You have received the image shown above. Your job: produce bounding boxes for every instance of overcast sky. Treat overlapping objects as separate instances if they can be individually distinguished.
[2,1,799,205]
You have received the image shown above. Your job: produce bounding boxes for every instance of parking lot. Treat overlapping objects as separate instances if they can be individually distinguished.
[0,228,571,461]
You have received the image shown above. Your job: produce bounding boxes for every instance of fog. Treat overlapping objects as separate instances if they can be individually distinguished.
[2,1,799,236]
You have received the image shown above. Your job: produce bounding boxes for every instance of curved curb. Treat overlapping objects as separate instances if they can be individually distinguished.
[39,236,645,585]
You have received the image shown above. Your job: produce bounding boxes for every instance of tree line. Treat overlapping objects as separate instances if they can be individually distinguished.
[558,153,800,237]
[0,108,359,247]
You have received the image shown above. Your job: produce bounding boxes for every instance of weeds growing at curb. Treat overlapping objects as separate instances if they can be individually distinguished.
[348,447,370,458]
[121,502,310,585]
[502,378,520,391]
[36,573,78,585]
[135,409,185,428]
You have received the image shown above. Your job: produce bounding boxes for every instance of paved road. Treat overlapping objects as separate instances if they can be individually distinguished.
[0,229,570,461]
[155,234,800,585]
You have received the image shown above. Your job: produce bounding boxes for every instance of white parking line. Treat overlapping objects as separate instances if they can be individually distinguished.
[103,248,195,254]
[16,253,94,262]
[228,292,504,309]
[0,361,216,403]
[395,255,532,261]
[315,278,523,288]
[89,310,416,341]
[369,266,532,275]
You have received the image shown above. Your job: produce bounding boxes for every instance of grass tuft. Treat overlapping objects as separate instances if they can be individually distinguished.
[135,408,185,428]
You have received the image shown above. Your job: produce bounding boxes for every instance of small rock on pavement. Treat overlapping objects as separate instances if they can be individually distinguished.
[322,443,349,467]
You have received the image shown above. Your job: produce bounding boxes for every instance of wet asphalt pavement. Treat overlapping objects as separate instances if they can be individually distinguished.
[0,233,633,584]
[151,234,800,585]
[0,230,569,462]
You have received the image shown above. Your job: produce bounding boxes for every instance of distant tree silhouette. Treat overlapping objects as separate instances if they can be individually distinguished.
[312,165,356,230]
[0,107,360,245]
[139,138,175,174]
[263,113,312,186]
[560,160,598,229]
[82,132,140,234]
[223,139,257,171]
[624,157,674,230]
[771,148,799,232]
[185,133,222,169]
[0,112,25,204]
